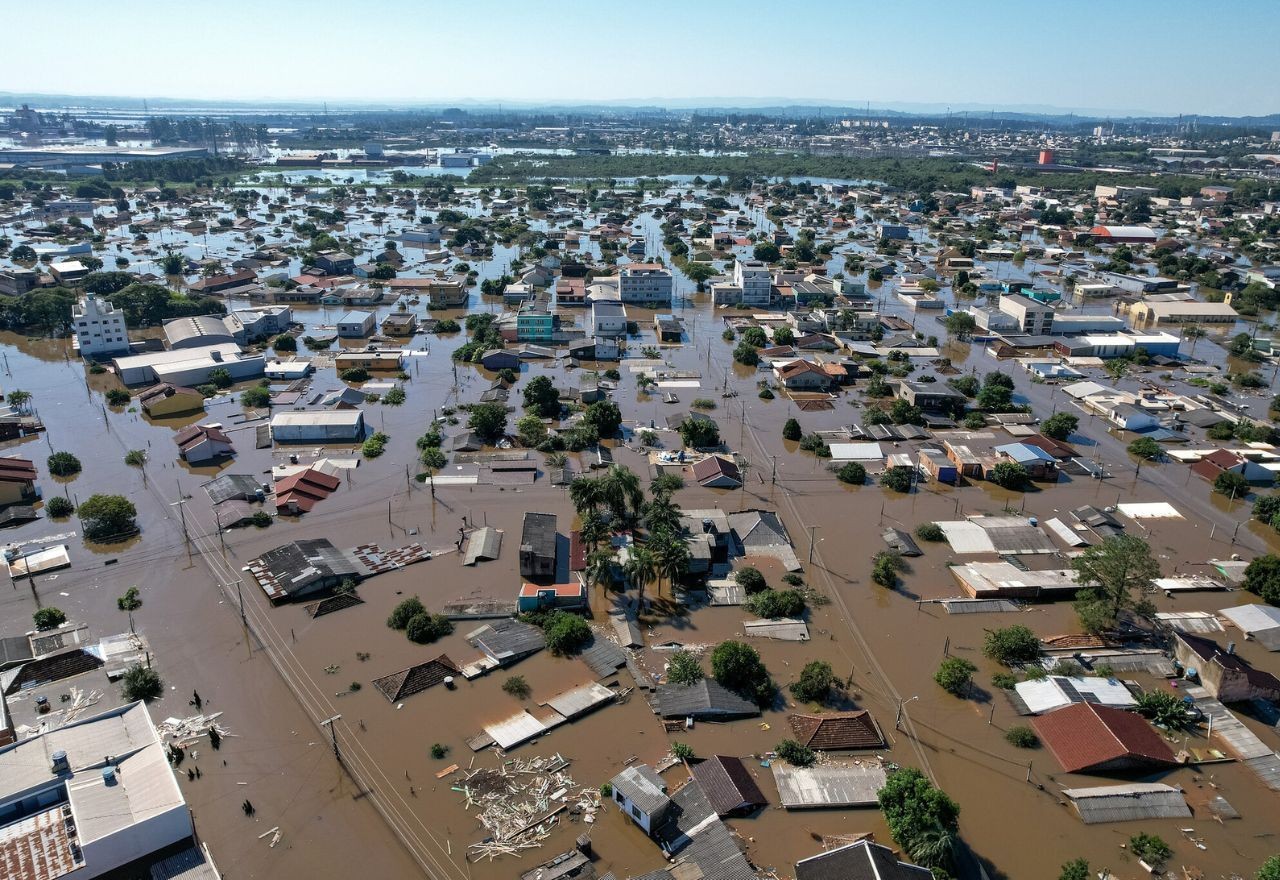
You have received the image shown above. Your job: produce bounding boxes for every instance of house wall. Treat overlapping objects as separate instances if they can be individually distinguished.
[78,804,192,880]
[0,481,32,506]
[612,789,653,834]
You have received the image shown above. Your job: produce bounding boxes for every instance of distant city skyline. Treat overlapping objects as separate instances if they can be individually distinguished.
[4,0,1278,118]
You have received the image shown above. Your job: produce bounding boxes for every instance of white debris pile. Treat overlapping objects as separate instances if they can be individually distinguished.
[157,711,232,747]
[456,754,602,861]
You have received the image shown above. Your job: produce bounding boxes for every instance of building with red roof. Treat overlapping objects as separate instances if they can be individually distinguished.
[1032,702,1177,774]
[273,468,341,514]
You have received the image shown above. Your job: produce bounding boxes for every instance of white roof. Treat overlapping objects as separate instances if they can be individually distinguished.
[1117,502,1182,519]
[828,442,884,461]
[1220,604,1280,634]
[1062,380,1115,399]
[337,310,372,323]
[114,343,245,371]
[1014,676,1136,714]
[271,410,364,426]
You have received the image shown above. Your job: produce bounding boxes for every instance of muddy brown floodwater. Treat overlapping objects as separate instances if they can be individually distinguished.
[1,238,1278,880]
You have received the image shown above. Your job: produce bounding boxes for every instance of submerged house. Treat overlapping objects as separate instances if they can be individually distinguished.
[519,512,558,579]
[1174,631,1280,702]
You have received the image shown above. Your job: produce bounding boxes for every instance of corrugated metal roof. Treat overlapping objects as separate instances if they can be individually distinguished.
[772,763,887,808]
[1061,783,1190,824]
[463,527,503,565]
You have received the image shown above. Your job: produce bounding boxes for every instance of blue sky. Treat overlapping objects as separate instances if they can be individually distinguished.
[4,0,1277,116]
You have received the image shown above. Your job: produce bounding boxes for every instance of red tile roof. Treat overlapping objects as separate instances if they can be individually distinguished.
[787,711,885,751]
[518,582,584,598]
[1032,703,1177,774]
[274,468,340,512]
[691,455,742,484]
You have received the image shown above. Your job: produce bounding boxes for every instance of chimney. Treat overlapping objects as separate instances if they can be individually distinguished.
[51,750,70,775]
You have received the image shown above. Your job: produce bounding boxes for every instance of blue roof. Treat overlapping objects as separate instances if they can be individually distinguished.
[995,442,1056,464]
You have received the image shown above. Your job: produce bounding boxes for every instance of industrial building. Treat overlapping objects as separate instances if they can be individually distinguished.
[270,410,366,443]
[112,344,265,387]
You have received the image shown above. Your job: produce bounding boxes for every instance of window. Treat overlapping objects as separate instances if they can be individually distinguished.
[615,790,624,804]
[631,805,642,820]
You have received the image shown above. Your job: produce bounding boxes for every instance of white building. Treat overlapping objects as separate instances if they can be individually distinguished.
[609,764,669,835]
[711,259,773,306]
[590,300,628,339]
[336,310,375,338]
[271,410,366,443]
[617,263,673,305]
[112,343,265,387]
[73,294,130,358]
[0,701,194,880]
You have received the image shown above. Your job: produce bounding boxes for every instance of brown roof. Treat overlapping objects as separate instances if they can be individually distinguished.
[688,755,768,816]
[372,654,461,702]
[787,711,885,751]
[1176,632,1280,693]
[1032,703,1177,774]
[274,468,340,512]
[138,382,202,404]
[692,455,742,484]
[1022,433,1078,460]
[174,423,232,451]
[0,456,37,484]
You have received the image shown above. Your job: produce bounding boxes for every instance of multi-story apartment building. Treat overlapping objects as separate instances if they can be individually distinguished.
[73,294,130,358]
[618,263,673,305]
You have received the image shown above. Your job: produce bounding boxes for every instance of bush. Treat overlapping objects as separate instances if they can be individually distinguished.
[1059,860,1090,880]
[383,387,406,406]
[362,431,390,458]
[962,411,988,429]
[46,496,74,517]
[240,386,271,408]
[434,319,460,333]
[250,510,272,528]
[781,573,804,587]
[340,367,370,383]
[798,433,831,457]
[1136,689,1192,729]
[544,611,591,655]
[710,640,775,706]
[77,494,137,541]
[734,567,767,594]
[935,657,977,696]
[405,612,453,644]
[678,416,720,449]
[745,588,806,619]
[758,387,774,400]
[430,743,448,759]
[48,451,82,477]
[880,467,913,492]
[1128,833,1172,869]
[775,739,816,766]
[124,449,146,467]
[106,388,130,406]
[273,334,297,352]
[387,596,426,629]
[991,672,1018,690]
[208,367,233,388]
[666,650,704,685]
[1004,726,1039,748]
[1257,855,1280,880]
[733,341,760,366]
[691,398,717,410]
[782,418,802,441]
[982,625,1041,666]
[502,675,531,698]
[789,660,835,703]
[915,522,944,542]
[836,462,866,485]
[420,447,447,470]
[121,664,164,702]
[468,402,508,442]
[33,607,67,630]
[878,768,960,875]
[672,742,695,761]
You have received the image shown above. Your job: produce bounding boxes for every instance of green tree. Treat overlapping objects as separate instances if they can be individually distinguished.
[782,418,802,441]
[1071,535,1160,632]
[734,567,767,594]
[710,640,775,706]
[516,414,547,447]
[1128,833,1171,869]
[117,586,143,632]
[77,494,137,541]
[1257,855,1280,880]
[836,461,866,484]
[502,675,531,699]
[1040,412,1078,441]
[1136,689,1192,729]
[789,660,835,703]
[1243,554,1280,605]
[772,326,795,346]
[273,334,297,352]
[666,650,704,685]
[582,400,622,438]
[34,607,67,630]
[916,522,944,542]
[240,386,271,408]
[405,612,453,644]
[982,625,1041,665]
[121,664,164,702]
[1059,859,1090,880]
[1214,470,1249,499]
[943,311,977,340]
[678,416,720,449]
[387,596,426,629]
[467,402,508,442]
[47,451,82,477]
[775,739,816,766]
[46,496,74,517]
[753,242,780,262]
[105,388,131,406]
[733,341,760,366]
[1127,437,1161,460]
[989,460,1029,489]
[872,551,904,588]
[880,467,913,492]
[543,611,590,655]
[878,768,961,875]
[746,588,805,619]
[522,375,561,417]
[208,367,233,388]
[935,657,977,696]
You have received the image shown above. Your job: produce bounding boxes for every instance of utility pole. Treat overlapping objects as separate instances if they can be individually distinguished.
[321,715,342,763]
[171,481,190,551]
[808,525,818,565]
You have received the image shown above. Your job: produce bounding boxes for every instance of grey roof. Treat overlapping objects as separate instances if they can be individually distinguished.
[579,636,628,679]
[882,529,921,557]
[248,539,363,599]
[727,509,791,549]
[202,473,262,505]
[1061,783,1192,825]
[0,635,34,668]
[468,618,546,664]
[663,818,757,880]
[463,527,503,565]
[772,762,888,808]
[656,679,760,720]
[611,764,668,815]
[796,840,934,880]
[689,756,768,816]
[521,512,557,558]
[150,845,222,880]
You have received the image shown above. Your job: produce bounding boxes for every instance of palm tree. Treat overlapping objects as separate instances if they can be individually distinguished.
[903,821,957,873]
[578,511,610,552]
[642,496,681,536]
[568,476,603,516]
[583,549,616,593]
[651,532,691,598]
[624,544,657,611]
[601,465,643,524]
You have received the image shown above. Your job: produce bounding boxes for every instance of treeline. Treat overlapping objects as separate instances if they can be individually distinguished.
[469,152,1237,198]
[0,283,224,336]
[101,156,245,184]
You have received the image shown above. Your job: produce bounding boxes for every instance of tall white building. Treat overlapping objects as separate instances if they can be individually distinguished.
[617,263,673,305]
[73,294,130,358]
[734,259,774,306]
